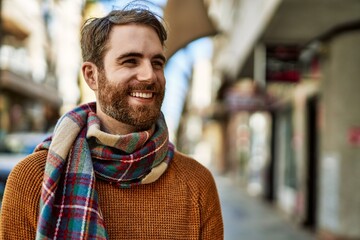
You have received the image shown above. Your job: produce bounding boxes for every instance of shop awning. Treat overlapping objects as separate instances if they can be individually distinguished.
[223,80,277,112]
[163,0,218,59]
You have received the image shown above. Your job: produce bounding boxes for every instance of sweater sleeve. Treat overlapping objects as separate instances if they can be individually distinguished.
[0,151,46,240]
[173,152,224,239]
[199,171,224,240]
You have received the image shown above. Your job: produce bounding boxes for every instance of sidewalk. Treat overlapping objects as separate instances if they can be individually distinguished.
[214,174,316,240]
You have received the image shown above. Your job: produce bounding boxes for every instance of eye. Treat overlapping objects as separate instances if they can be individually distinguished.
[152,60,165,69]
[122,58,138,65]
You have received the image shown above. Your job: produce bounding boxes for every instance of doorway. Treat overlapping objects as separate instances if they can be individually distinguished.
[304,96,319,230]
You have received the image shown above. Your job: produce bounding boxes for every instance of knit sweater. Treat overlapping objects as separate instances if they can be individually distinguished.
[0,150,223,240]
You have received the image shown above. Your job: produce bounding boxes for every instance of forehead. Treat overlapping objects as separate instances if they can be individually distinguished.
[106,24,164,55]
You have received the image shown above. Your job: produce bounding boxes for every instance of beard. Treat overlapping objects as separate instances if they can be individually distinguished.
[97,71,165,131]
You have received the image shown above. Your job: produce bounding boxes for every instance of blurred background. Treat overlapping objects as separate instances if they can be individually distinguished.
[1,0,360,239]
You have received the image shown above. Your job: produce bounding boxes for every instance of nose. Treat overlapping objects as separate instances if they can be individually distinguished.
[137,61,154,82]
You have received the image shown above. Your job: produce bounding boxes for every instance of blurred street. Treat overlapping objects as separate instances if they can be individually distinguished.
[215,174,315,240]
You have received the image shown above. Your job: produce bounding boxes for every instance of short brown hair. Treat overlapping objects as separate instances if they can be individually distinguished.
[80,6,167,68]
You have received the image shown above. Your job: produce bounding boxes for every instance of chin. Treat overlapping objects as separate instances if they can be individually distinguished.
[132,114,159,131]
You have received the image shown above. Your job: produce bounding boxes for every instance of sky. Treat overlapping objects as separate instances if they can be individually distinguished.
[100,0,167,14]
[162,38,213,140]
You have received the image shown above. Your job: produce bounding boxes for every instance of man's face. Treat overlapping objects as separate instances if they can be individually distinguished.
[97,24,166,131]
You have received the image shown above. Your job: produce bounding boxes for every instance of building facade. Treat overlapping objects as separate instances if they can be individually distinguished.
[0,0,84,153]
[180,0,360,239]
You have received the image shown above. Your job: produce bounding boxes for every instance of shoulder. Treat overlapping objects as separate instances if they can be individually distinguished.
[8,150,48,183]
[0,150,48,238]
[170,151,216,191]
[172,151,212,176]
[5,150,48,198]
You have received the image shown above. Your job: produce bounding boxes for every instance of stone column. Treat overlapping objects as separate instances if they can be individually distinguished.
[319,30,360,239]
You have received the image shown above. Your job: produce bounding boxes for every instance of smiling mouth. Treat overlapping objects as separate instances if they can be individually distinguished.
[130,92,153,99]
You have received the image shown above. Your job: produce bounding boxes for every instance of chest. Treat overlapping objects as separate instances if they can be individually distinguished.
[96,177,201,239]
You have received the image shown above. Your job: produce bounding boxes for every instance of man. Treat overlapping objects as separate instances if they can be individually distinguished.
[0,6,223,240]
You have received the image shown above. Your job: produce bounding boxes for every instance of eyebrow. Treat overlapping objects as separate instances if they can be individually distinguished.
[116,52,167,63]
[153,54,167,63]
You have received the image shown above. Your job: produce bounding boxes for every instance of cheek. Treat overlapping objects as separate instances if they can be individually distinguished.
[104,67,128,81]
[102,75,126,92]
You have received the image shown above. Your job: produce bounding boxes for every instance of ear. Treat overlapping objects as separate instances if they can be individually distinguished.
[82,62,99,91]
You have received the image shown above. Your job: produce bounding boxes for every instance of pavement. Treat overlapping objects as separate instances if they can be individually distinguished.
[214,174,316,240]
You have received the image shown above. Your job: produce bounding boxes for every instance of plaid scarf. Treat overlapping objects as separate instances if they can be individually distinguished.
[34,102,174,240]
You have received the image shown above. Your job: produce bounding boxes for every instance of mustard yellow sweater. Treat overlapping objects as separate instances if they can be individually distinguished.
[0,150,223,240]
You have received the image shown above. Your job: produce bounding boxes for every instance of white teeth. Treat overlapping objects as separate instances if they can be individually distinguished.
[130,92,153,99]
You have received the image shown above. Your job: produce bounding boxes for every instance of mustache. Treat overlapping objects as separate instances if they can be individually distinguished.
[128,83,158,91]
